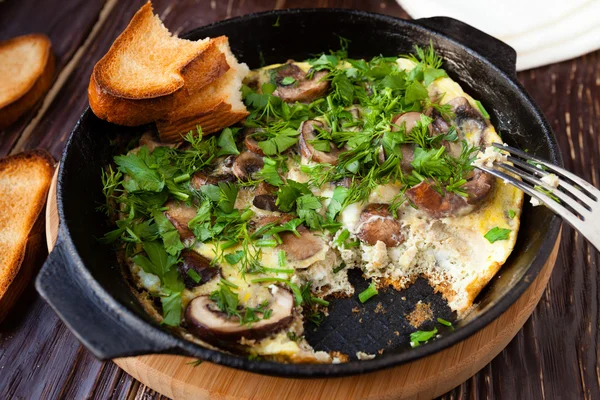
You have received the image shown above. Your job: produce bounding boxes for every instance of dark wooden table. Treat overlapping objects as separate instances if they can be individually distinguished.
[1,0,598,398]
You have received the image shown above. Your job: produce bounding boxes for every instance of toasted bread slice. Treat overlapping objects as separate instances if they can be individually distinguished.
[156,37,250,141]
[0,34,55,129]
[89,2,229,126]
[0,150,54,301]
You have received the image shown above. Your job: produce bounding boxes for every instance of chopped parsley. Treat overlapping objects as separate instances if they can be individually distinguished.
[484,227,512,243]
[280,76,296,85]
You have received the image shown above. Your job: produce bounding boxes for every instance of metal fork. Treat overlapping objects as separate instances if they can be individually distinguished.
[475,142,600,252]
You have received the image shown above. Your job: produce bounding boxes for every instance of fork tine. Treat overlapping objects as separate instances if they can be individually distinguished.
[475,165,584,225]
[492,142,599,201]
[497,162,591,216]
[505,155,589,204]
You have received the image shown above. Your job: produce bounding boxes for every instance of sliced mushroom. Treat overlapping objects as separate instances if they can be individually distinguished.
[243,128,265,156]
[271,62,329,103]
[447,97,487,139]
[184,288,294,345]
[252,182,279,211]
[252,214,295,230]
[178,250,220,289]
[462,169,495,205]
[391,112,425,134]
[164,200,197,240]
[356,204,404,247]
[299,120,341,164]
[190,171,236,190]
[139,131,178,153]
[232,151,264,181]
[406,170,495,218]
[278,226,323,261]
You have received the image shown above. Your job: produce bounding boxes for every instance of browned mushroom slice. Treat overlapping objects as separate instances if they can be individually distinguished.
[178,250,220,289]
[356,204,404,247]
[184,288,294,345]
[190,171,218,189]
[253,182,279,211]
[164,200,197,240]
[271,62,329,103]
[406,181,465,218]
[406,171,494,218]
[278,226,323,261]
[462,169,495,205]
[232,152,264,181]
[299,120,341,164]
[447,97,487,137]
[190,171,235,190]
[139,131,178,153]
[252,214,295,231]
[243,128,265,156]
[391,112,425,133]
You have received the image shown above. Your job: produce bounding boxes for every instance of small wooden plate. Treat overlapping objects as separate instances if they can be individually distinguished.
[45,169,560,400]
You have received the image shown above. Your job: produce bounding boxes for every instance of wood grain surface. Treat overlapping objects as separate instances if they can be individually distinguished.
[0,0,598,399]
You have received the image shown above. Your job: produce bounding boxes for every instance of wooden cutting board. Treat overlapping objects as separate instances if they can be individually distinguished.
[45,169,560,399]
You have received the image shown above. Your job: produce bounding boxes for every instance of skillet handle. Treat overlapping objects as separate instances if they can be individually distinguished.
[36,232,180,360]
[414,17,517,77]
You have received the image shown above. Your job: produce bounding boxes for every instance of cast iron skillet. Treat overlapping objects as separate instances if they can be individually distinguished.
[36,9,562,378]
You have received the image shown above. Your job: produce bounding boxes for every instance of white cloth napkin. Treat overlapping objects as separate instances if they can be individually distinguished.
[397,0,600,70]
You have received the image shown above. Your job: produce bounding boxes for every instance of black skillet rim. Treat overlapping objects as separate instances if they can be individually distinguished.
[56,8,562,378]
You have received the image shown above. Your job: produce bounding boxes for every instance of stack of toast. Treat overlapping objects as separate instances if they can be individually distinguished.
[88,2,249,142]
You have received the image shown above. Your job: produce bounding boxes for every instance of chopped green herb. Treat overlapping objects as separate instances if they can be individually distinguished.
[333,263,347,274]
[508,209,516,218]
[280,76,296,85]
[358,282,378,303]
[186,359,204,367]
[437,317,452,327]
[534,185,560,202]
[410,328,438,347]
[484,227,512,243]
[475,100,490,119]
[278,250,287,267]
[187,269,201,283]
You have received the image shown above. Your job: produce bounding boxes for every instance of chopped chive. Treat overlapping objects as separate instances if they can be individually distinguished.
[358,282,378,303]
[256,238,278,247]
[507,209,516,218]
[333,263,346,274]
[262,267,294,274]
[220,240,238,250]
[250,277,303,305]
[240,209,255,221]
[344,240,360,248]
[172,191,189,201]
[220,278,238,289]
[173,173,191,183]
[437,317,452,327]
[278,250,286,267]
[187,269,201,283]
[311,297,330,306]
[475,100,490,119]
[410,328,438,348]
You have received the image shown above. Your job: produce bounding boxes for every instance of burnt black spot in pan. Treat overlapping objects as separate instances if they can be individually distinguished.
[305,270,455,358]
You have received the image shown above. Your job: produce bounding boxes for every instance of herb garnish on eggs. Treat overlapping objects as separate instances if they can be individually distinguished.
[100,41,523,362]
